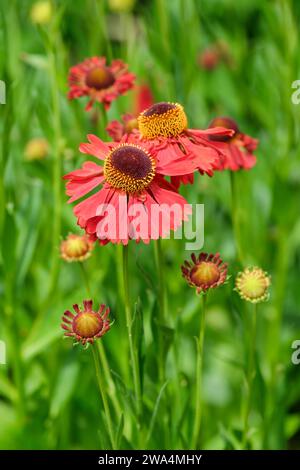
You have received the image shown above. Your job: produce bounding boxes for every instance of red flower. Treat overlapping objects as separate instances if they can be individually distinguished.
[136,102,234,188]
[181,252,228,294]
[61,300,110,346]
[106,113,139,142]
[198,41,233,71]
[198,46,220,71]
[208,117,258,171]
[67,56,135,111]
[63,134,193,245]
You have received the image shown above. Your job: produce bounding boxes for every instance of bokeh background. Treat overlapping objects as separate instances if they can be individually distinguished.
[0,0,300,450]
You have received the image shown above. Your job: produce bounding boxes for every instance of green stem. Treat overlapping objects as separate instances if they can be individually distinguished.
[116,245,125,307]
[154,239,167,323]
[242,303,257,449]
[97,341,122,418]
[192,293,207,449]
[79,262,122,418]
[155,0,171,73]
[92,345,116,450]
[26,28,63,340]
[122,244,142,422]
[94,0,113,61]
[46,36,62,297]
[230,172,243,266]
[263,233,289,448]
[79,262,92,297]
[5,318,26,422]
[99,106,108,139]
[154,239,171,448]
[154,239,167,382]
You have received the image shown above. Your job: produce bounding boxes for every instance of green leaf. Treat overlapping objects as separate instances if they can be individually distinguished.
[20,54,49,70]
[21,290,85,361]
[110,369,135,417]
[132,299,145,389]
[285,414,300,440]
[16,181,43,287]
[146,380,168,445]
[0,374,17,403]
[218,423,242,450]
[50,360,79,419]
[115,413,124,449]
[1,205,17,275]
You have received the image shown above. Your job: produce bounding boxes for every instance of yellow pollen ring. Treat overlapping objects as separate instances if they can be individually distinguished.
[104,144,156,194]
[138,103,188,139]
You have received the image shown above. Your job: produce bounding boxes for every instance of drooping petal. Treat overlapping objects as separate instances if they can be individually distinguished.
[79,134,111,160]
[190,126,234,138]
[74,186,115,221]
[63,161,103,181]
[66,176,104,203]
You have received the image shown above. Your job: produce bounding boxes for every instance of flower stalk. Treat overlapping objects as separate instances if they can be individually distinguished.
[242,303,257,448]
[230,172,243,265]
[91,344,116,450]
[192,293,207,449]
[154,239,167,382]
[122,244,142,422]
[78,262,122,418]
[46,36,63,296]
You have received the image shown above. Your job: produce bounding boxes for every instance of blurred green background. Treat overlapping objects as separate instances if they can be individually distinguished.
[0,0,300,450]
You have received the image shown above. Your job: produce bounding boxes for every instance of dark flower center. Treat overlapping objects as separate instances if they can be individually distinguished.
[208,117,239,142]
[104,145,156,193]
[143,102,177,117]
[85,67,115,90]
[110,146,152,179]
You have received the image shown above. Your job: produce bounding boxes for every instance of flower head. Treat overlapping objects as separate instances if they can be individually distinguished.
[60,234,94,262]
[104,143,156,193]
[198,46,221,71]
[181,252,228,294]
[24,137,49,161]
[106,113,139,142]
[138,102,188,139]
[108,0,136,13]
[63,134,192,244]
[68,57,135,111]
[235,267,271,303]
[198,41,233,71]
[30,1,53,25]
[208,117,258,171]
[136,102,234,188]
[61,300,110,346]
